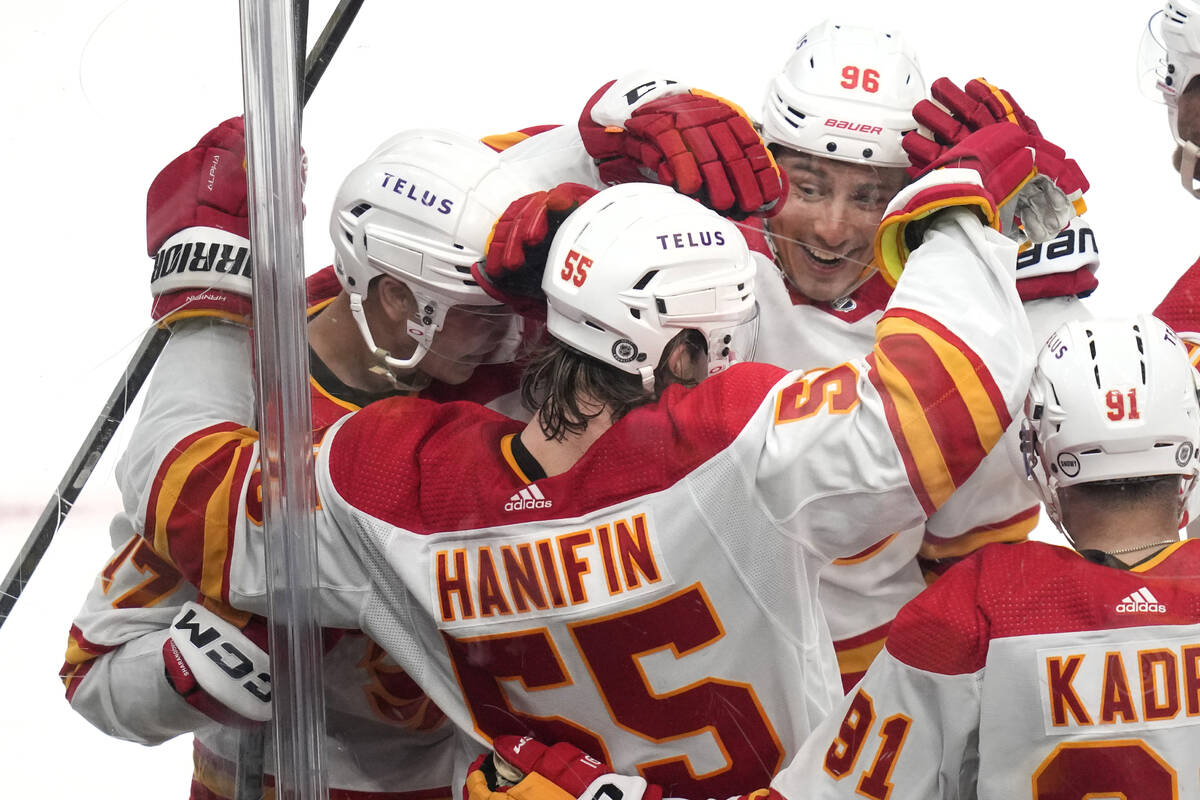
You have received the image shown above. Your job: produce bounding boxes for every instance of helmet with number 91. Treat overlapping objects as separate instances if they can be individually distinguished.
[761,20,926,168]
[542,183,759,391]
[1021,315,1200,532]
[330,129,539,382]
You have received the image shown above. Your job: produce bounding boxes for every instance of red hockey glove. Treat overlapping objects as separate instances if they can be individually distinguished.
[471,183,599,321]
[464,736,663,800]
[875,123,1081,284]
[579,75,784,219]
[905,77,1042,173]
[904,78,1088,218]
[162,601,271,728]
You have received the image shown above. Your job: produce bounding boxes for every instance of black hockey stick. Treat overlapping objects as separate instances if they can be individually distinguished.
[0,0,366,632]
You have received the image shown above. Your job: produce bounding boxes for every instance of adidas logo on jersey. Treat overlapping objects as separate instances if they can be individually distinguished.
[1115,587,1166,614]
[505,484,552,511]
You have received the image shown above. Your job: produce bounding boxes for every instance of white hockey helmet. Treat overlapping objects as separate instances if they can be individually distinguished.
[1137,1,1200,195]
[330,129,538,380]
[1022,315,1200,532]
[761,20,925,168]
[542,183,759,390]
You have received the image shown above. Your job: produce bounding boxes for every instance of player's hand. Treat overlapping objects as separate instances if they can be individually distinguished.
[162,601,272,727]
[471,183,599,321]
[873,126,1047,284]
[903,78,1089,220]
[146,117,255,326]
[464,736,663,800]
[904,77,1042,173]
[578,74,785,219]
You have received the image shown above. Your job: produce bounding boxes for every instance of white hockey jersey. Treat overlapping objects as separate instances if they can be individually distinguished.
[775,538,1200,800]
[139,210,1032,800]
[744,216,1097,688]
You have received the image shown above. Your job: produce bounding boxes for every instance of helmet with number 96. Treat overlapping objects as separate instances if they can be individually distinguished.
[761,20,926,168]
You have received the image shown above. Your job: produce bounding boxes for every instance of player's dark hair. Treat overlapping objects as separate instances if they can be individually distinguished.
[520,330,707,442]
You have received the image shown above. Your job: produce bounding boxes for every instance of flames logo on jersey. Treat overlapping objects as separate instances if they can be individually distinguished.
[359,639,448,730]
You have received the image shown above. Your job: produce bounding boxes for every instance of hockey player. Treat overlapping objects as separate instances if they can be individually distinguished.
[137,98,1079,799]
[62,123,547,800]
[462,312,1200,800]
[1137,1,1200,537]
[1142,1,1200,349]
[744,21,1097,688]
[63,98,784,799]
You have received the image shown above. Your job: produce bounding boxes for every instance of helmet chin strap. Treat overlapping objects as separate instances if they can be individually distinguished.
[349,292,431,391]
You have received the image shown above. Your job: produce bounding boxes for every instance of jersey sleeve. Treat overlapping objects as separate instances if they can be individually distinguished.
[143,420,371,626]
[62,320,258,743]
[752,208,1034,563]
[495,123,604,189]
[114,318,256,538]
[61,533,211,744]
[1153,252,1200,339]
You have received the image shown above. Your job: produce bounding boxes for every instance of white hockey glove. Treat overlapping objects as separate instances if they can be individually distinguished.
[162,600,272,727]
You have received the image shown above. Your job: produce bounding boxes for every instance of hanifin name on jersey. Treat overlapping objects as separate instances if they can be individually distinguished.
[434,512,669,626]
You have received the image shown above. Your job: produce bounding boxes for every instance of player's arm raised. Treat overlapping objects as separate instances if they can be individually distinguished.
[753,95,1088,562]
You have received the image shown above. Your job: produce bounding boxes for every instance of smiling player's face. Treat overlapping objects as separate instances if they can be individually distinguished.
[769,150,909,302]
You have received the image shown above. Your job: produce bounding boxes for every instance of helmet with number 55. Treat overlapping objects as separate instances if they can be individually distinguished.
[542,183,759,392]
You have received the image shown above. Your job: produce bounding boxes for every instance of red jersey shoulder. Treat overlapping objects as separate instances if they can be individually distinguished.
[887,540,1200,676]
[326,397,525,533]
[305,265,342,308]
[326,362,788,533]
[1154,253,1200,335]
[543,361,790,508]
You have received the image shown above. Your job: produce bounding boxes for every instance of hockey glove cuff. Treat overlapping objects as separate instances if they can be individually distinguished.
[163,601,272,727]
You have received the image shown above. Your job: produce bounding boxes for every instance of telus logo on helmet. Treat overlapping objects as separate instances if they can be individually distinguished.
[379,172,455,215]
[654,231,727,250]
